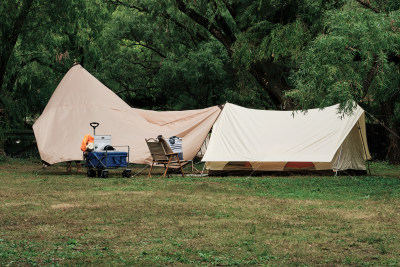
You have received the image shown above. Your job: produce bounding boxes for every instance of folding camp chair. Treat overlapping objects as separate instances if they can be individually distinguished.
[163,136,201,174]
[145,138,185,178]
[158,136,202,173]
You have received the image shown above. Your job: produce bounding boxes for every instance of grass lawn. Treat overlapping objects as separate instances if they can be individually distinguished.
[1,159,399,266]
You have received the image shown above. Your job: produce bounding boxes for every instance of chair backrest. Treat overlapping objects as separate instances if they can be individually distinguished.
[146,138,169,161]
[158,137,174,154]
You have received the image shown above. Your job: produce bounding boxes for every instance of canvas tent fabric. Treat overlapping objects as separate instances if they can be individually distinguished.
[33,64,221,165]
[202,103,371,171]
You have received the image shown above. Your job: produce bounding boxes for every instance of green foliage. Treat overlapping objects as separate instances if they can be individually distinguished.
[289,2,400,114]
[288,1,400,163]
[0,0,349,124]
[156,41,234,109]
[97,0,348,110]
[98,1,252,109]
[2,0,400,161]
[0,0,111,132]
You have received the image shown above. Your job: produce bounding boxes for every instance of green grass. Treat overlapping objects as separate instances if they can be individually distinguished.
[0,158,400,266]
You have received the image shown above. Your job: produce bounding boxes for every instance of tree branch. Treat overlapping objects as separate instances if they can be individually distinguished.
[128,61,159,70]
[160,11,208,44]
[355,0,380,13]
[210,1,236,43]
[18,21,54,37]
[116,84,160,95]
[361,56,379,99]
[222,0,237,20]
[175,0,235,55]
[105,0,146,12]
[122,41,167,58]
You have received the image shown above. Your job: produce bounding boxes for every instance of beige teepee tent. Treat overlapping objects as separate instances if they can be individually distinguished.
[202,103,371,172]
[33,64,221,165]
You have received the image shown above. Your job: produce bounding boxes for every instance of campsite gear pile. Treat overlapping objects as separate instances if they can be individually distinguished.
[33,64,372,176]
[84,122,131,178]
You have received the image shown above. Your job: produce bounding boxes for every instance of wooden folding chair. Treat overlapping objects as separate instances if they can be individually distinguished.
[159,137,201,174]
[145,138,185,178]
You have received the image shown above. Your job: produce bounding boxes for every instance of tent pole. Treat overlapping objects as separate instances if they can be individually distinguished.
[357,121,371,175]
[334,145,343,176]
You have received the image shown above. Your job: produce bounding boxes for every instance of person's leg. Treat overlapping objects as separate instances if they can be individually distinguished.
[76,161,82,173]
[67,161,72,173]
[42,160,50,169]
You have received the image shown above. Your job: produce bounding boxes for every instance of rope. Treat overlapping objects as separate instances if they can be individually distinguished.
[247,162,261,178]
[132,164,149,177]
[200,162,207,176]
[342,169,354,178]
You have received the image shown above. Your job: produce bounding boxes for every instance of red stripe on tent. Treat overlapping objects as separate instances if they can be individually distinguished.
[285,162,315,169]
[244,161,252,168]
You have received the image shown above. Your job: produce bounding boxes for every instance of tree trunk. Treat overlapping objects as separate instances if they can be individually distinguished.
[250,61,294,110]
[0,0,34,93]
[174,0,291,109]
[388,125,400,164]
[380,100,400,164]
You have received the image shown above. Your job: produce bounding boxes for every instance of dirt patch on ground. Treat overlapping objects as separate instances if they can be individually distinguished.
[50,203,80,210]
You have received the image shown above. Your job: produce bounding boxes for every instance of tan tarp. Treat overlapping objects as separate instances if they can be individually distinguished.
[33,64,221,165]
[203,103,371,171]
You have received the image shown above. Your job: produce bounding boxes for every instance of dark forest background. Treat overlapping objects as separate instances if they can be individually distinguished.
[1,0,400,163]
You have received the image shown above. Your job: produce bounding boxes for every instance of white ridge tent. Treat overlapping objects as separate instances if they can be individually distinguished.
[202,103,371,172]
[33,64,221,165]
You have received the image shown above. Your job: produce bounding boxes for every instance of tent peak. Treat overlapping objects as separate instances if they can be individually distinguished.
[71,62,81,68]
